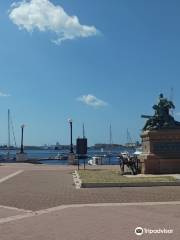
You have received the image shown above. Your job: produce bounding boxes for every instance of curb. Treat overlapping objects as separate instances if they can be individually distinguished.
[81,181,180,188]
[72,170,82,189]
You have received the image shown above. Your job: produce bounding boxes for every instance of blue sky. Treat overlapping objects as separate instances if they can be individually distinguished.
[0,0,180,146]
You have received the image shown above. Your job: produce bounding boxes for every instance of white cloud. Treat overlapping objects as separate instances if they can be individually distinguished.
[0,92,10,97]
[77,94,108,107]
[9,0,99,44]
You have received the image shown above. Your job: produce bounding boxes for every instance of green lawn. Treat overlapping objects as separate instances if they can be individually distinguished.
[78,170,176,184]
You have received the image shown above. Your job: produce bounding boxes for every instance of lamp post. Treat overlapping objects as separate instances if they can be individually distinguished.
[20,124,25,154]
[68,119,73,154]
[16,124,28,162]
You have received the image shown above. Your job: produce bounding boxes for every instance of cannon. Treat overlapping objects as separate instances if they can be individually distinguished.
[141,115,153,119]
[119,153,139,175]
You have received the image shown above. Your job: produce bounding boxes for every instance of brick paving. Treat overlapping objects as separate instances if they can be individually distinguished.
[0,167,20,179]
[0,207,28,219]
[0,204,180,240]
[0,165,180,240]
[0,169,180,211]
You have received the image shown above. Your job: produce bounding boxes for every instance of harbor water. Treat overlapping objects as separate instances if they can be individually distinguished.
[0,147,135,165]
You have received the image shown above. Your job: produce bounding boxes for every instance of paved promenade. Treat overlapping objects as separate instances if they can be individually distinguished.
[0,163,180,239]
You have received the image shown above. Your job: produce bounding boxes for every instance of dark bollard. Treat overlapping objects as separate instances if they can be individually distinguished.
[77,157,80,170]
[83,158,86,170]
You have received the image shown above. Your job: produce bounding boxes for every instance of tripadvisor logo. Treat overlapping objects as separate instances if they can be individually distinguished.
[135,227,143,236]
[135,226,173,236]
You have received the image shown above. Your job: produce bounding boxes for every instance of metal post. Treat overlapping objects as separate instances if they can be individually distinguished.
[136,157,139,173]
[109,156,111,165]
[20,125,24,154]
[83,123,85,138]
[7,109,10,160]
[77,157,80,170]
[84,158,86,170]
[70,121,73,153]
[68,119,74,154]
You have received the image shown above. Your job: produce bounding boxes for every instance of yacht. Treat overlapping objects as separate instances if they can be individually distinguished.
[88,156,103,165]
[133,147,142,156]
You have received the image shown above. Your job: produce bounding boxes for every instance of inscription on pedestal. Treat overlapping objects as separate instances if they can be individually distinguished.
[153,142,180,154]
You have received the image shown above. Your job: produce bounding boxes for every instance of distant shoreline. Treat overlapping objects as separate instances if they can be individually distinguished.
[0,145,137,151]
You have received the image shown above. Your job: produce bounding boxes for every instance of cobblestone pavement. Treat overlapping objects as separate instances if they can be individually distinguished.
[0,169,180,211]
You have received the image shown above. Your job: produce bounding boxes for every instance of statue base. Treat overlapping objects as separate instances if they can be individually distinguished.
[68,153,78,165]
[16,153,28,162]
[139,129,180,174]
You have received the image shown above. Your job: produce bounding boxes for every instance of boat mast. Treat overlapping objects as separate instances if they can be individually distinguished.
[109,124,112,145]
[126,129,132,145]
[7,109,10,160]
[11,115,17,148]
[109,124,112,151]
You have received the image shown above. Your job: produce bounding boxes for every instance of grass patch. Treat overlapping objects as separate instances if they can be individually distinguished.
[78,170,176,184]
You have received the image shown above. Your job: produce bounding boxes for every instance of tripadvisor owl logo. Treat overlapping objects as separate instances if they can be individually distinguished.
[135,227,144,236]
[135,226,173,235]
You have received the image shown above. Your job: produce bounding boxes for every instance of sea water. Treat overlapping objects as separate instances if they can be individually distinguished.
[0,148,135,165]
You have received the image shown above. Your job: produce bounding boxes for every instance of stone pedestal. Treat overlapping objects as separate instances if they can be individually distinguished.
[16,153,28,162]
[68,153,77,165]
[139,129,180,174]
